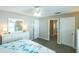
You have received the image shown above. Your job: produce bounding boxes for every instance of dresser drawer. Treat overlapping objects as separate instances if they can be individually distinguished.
[2,32,30,44]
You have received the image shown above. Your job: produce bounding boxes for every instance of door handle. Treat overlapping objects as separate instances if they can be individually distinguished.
[72,33,74,35]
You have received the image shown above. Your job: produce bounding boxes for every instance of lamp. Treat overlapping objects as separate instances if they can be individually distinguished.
[2,24,7,34]
[22,23,27,32]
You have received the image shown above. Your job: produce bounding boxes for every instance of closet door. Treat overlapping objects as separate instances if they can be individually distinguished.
[60,17,75,48]
[77,29,79,52]
[33,20,39,39]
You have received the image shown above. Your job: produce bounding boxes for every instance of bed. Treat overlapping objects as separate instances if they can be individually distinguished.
[0,39,56,53]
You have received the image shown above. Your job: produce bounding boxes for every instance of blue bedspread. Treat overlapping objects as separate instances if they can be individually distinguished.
[0,39,41,53]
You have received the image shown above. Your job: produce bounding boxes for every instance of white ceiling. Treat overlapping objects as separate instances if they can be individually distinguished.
[0,6,79,17]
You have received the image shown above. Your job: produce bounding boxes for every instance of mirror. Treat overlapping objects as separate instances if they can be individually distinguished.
[15,21,23,32]
[8,18,26,33]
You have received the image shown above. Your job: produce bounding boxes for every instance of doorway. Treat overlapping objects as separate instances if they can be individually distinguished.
[50,20,57,41]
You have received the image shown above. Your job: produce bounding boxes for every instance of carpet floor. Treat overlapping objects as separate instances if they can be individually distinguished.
[33,38,76,53]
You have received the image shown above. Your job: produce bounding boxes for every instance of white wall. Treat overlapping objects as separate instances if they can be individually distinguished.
[75,16,79,29]
[39,17,52,40]
[39,17,60,43]
[0,10,38,40]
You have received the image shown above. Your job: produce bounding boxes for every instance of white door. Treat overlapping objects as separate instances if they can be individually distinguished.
[60,17,75,48]
[33,20,39,39]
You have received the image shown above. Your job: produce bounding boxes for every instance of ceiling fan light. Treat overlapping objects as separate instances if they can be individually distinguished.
[33,12,41,17]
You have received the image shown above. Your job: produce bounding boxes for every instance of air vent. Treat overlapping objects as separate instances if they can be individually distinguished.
[55,12,61,14]
[34,6,40,8]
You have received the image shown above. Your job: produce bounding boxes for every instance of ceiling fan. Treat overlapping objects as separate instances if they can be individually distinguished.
[33,6,41,17]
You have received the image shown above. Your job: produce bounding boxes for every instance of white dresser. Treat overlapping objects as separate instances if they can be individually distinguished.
[2,31,30,44]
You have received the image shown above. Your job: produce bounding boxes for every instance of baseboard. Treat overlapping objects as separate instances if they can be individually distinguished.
[39,37,49,41]
[57,42,61,44]
[73,46,77,49]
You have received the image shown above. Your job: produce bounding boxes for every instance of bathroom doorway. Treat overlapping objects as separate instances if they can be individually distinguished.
[50,20,57,41]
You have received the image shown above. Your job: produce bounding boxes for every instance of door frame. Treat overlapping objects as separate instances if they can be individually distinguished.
[48,17,76,49]
[48,18,60,44]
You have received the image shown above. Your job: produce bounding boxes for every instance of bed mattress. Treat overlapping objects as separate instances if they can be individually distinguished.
[0,39,56,53]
